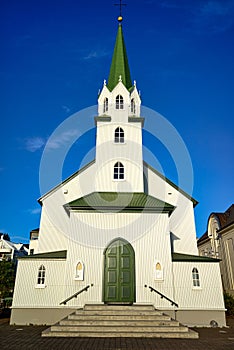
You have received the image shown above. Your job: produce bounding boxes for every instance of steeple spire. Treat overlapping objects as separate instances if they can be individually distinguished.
[107,23,133,91]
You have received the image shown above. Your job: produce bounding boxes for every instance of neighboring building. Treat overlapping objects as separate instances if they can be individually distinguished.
[29,228,39,255]
[198,204,234,296]
[0,235,28,262]
[11,19,226,327]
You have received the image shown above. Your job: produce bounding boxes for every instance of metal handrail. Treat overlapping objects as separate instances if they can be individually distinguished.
[60,284,94,305]
[145,284,178,308]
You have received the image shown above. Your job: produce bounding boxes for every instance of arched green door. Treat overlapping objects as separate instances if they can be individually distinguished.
[104,238,135,303]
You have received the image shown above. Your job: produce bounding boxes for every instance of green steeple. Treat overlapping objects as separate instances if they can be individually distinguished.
[107,24,133,91]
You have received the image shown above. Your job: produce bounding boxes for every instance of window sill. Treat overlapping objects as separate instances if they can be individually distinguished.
[113,179,126,182]
[192,287,202,291]
[35,285,46,289]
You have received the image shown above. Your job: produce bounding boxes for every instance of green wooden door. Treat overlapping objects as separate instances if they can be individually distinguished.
[104,239,135,303]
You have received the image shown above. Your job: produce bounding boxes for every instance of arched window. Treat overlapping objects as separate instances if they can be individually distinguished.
[192,267,200,287]
[114,127,124,143]
[103,97,108,113]
[75,260,84,281]
[37,265,45,285]
[116,95,124,109]
[154,261,163,280]
[131,98,136,114]
[114,162,124,180]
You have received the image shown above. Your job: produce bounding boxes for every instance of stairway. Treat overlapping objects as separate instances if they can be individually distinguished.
[42,304,198,338]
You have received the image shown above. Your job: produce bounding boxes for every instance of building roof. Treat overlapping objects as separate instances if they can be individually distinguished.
[18,250,67,260]
[197,204,234,245]
[172,252,220,262]
[197,231,209,245]
[65,192,175,214]
[107,24,132,91]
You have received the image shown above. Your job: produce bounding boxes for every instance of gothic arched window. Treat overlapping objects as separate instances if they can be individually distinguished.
[75,260,84,281]
[114,162,124,180]
[192,267,200,287]
[116,95,124,109]
[114,127,124,143]
[103,98,108,113]
[131,98,136,114]
[37,265,45,285]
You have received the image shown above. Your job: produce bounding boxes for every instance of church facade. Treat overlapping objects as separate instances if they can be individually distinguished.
[11,21,226,327]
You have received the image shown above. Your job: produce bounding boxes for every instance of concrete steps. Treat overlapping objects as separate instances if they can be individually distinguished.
[42,304,198,339]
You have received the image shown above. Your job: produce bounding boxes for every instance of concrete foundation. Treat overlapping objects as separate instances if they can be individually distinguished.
[163,309,226,327]
[10,307,76,325]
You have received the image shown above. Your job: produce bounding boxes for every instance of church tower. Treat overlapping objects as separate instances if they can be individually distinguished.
[95,20,144,193]
[10,12,226,330]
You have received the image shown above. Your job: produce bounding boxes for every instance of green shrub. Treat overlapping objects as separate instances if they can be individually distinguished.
[224,292,234,316]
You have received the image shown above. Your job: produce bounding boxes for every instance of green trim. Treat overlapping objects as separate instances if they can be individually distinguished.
[128,117,145,127]
[107,24,132,91]
[144,161,198,207]
[95,116,111,124]
[172,252,220,262]
[65,192,174,214]
[19,250,67,260]
[38,160,95,204]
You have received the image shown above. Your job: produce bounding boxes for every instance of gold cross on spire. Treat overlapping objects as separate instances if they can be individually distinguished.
[114,0,126,22]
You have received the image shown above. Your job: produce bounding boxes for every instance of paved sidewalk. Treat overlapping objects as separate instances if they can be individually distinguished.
[0,317,234,350]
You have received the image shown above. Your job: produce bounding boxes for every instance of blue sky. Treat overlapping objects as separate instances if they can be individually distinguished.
[1,0,233,243]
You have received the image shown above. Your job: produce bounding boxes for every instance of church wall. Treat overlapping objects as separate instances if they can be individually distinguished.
[133,216,176,308]
[62,212,175,307]
[145,165,198,255]
[172,262,225,310]
[38,163,97,253]
[12,259,67,308]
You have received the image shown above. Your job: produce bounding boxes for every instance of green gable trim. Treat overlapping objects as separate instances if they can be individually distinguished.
[128,117,145,127]
[65,192,174,214]
[38,160,95,204]
[95,116,111,124]
[19,250,67,260]
[172,252,220,262]
[144,161,198,207]
[107,24,132,91]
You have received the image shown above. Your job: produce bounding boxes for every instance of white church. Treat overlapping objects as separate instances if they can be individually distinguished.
[11,17,226,333]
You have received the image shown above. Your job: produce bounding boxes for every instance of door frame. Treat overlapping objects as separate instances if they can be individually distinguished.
[103,237,136,304]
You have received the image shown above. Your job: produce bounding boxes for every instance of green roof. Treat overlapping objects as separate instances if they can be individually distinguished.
[107,24,132,91]
[19,250,67,260]
[65,192,174,214]
[172,252,220,262]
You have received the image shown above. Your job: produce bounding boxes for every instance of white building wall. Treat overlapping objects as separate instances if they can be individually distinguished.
[29,239,39,254]
[38,163,97,253]
[12,259,66,308]
[145,165,198,255]
[95,122,144,193]
[60,212,174,308]
[173,262,225,309]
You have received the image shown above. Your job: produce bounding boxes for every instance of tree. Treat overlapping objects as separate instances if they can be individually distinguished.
[0,261,16,299]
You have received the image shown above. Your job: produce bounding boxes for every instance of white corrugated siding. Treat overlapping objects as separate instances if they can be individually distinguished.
[173,262,225,309]
[145,165,198,255]
[12,259,66,307]
[62,212,176,307]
